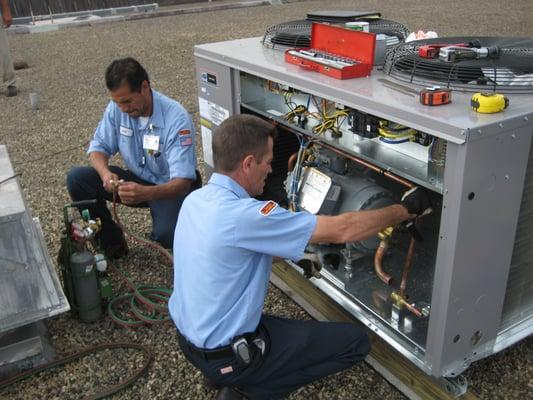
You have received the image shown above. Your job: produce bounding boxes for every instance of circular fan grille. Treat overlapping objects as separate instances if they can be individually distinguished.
[384,37,533,93]
[261,19,410,51]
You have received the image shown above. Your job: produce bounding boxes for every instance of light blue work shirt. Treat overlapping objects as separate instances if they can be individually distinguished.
[88,89,196,184]
[169,173,317,349]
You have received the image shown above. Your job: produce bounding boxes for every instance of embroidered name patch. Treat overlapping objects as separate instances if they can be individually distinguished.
[178,129,191,136]
[119,125,133,137]
[180,136,193,146]
[220,365,233,374]
[259,200,278,216]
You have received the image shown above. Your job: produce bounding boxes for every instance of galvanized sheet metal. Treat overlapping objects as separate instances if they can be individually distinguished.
[0,146,69,333]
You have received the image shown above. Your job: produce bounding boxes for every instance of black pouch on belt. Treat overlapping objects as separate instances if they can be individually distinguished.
[231,336,252,366]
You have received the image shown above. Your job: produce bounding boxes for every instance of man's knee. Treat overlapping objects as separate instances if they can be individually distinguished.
[349,327,371,361]
[67,166,89,195]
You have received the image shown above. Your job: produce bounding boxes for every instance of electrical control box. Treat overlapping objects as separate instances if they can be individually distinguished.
[194,37,533,384]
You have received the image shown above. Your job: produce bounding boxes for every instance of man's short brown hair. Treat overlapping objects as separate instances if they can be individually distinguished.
[213,114,277,172]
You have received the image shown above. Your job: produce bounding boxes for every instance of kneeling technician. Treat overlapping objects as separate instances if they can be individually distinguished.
[67,58,198,257]
[169,114,431,399]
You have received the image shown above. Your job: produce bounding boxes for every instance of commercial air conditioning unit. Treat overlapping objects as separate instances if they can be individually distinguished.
[193,29,533,395]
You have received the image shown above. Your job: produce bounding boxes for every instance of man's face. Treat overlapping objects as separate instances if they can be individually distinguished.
[110,80,151,118]
[248,137,274,197]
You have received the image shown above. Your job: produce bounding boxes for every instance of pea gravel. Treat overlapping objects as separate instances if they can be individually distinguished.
[1,1,532,399]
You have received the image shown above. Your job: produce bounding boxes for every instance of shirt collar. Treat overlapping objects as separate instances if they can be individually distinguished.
[208,173,250,199]
[148,89,164,129]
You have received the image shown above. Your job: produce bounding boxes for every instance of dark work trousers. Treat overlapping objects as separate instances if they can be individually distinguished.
[66,165,187,249]
[178,314,371,400]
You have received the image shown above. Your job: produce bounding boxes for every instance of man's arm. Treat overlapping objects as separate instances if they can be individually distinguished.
[311,204,411,244]
[0,0,13,27]
[89,151,118,193]
[310,187,432,244]
[117,177,192,205]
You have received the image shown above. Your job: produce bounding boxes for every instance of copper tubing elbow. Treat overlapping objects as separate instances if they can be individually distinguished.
[287,152,298,172]
[374,240,394,286]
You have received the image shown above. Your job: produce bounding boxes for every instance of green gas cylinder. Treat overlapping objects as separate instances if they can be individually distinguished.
[70,250,102,322]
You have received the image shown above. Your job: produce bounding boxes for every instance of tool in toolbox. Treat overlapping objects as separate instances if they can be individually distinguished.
[471,92,509,113]
[285,22,376,80]
[377,78,452,106]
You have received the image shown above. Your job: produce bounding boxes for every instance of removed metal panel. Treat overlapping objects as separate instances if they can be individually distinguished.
[0,145,69,334]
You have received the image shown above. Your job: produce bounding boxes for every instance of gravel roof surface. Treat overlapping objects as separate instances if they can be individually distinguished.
[1,0,532,399]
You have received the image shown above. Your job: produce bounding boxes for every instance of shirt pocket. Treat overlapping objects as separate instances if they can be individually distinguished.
[145,150,169,178]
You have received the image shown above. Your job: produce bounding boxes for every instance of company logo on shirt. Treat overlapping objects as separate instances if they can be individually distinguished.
[180,136,193,146]
[259,200,278,216]
[178,129,191,135]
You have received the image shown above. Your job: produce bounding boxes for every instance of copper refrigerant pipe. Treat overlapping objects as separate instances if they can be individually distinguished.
[374,240,394,285]
[287,152,298,172]
[318,142,415,189]
[390,292,423,318]
[399,238,417,297]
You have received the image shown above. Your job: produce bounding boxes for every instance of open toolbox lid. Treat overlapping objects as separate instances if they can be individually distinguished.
[311,22,376,64]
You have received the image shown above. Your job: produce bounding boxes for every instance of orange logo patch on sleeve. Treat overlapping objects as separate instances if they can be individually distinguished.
[178,129,191,136]
[259,200,278,216]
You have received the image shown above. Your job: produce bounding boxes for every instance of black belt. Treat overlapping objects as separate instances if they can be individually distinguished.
[176,331,235,361]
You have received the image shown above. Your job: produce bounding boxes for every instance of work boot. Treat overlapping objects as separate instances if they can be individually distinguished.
[101,230,129,260]
[6,85,17,97]
[215,387,246,400]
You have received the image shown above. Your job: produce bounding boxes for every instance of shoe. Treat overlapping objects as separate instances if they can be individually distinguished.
[203,376,220,391]
[6,85,17,97]
[215,387,246,400]
[13,61,29,70]
[102,232,129,259]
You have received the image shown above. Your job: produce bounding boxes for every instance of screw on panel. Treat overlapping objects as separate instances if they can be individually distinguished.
[505,175,510,180]
[511,134,516,139]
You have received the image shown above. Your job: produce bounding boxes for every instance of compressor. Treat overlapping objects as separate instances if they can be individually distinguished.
[57,200,112,322]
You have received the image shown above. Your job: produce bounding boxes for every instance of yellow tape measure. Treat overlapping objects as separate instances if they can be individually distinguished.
[471,92,509,114]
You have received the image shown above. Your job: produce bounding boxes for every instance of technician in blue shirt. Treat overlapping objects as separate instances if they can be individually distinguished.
[169,114,430,400]
[67,58,198,257]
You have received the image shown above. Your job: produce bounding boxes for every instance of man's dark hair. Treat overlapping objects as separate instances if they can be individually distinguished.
[105,58,150,92]
[213,114,277,172]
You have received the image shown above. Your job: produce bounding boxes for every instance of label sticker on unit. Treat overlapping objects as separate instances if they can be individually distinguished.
[299,167,332,214]
[201,125,214,167]
[259,200,278,216]
[200,71,218,87]
[198,97,229,126]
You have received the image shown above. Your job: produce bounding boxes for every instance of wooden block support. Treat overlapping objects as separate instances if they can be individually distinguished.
[271,262,478,400]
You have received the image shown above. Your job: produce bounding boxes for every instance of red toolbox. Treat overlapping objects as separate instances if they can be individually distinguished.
[285,23,376,80]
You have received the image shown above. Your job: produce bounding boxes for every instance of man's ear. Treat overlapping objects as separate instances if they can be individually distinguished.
[141,80,150,93]
[241,155,255,173]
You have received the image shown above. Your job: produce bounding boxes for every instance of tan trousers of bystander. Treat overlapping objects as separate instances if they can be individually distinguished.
[0,24,15,88]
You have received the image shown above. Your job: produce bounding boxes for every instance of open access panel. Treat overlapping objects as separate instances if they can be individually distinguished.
[194,37,533,388]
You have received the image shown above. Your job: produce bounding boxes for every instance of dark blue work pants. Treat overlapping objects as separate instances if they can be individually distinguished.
[66,165,185,248]
[179,314,371,400]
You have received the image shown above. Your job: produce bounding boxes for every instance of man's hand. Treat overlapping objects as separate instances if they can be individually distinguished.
[401,187,432,217]
[101,171,120,193]
[117,181,150,205]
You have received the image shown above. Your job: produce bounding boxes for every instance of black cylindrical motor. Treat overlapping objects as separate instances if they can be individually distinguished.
[70,250,102,322]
